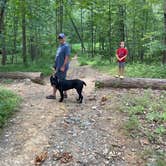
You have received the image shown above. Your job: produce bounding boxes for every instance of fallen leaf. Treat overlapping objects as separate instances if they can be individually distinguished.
[60,152,73,163]
[101,95,107,102]
[34,151,48,166]
[140,138,149,146]
[53,152,73,163]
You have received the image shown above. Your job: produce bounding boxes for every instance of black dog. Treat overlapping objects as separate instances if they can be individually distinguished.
[50,75,86,103]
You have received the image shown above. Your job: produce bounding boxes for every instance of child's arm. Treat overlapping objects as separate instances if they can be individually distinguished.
[120,54,127,61]
[120,49,128,61]
[116,53,121,61]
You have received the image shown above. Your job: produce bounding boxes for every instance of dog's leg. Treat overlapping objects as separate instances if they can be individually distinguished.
[59,90,64,102]
[76,88,83,103]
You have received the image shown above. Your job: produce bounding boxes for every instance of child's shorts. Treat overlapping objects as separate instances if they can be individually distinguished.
[118,62,125,68]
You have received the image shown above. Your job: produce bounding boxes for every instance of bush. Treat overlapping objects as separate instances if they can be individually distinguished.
[0,87,21,127]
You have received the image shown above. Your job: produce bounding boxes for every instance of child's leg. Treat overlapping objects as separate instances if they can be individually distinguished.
[120,62,125,77]
[115,63,120,77]
[118,65,121,76]
[121,67,124,76]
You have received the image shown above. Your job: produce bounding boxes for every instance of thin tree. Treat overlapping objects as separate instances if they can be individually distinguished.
[21,0,27,65]
[0,0,7,65]
[163,0,166,64]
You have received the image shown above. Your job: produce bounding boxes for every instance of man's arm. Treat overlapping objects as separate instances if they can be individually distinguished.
[60,55,69,72]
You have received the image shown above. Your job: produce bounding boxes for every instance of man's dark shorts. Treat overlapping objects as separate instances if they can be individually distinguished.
[55,71,67,80]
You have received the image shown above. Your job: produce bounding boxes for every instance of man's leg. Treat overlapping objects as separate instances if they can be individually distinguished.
[53,86,57,96]
[46,74,57,99]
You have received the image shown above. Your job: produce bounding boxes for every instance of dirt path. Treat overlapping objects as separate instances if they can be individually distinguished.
[0,58,144,166]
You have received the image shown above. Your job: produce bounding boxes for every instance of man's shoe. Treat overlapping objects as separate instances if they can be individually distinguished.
[46,95,56,99]
[115,75,120,78]
[120,75,124,79]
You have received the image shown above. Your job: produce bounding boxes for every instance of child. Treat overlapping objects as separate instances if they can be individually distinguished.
[115,41,128,79]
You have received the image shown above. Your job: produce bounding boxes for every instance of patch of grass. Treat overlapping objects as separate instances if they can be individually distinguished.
[141,149,166,166]
[0,51,78,76]
[156,157,166,166]
[118,90,166,166]
[154,125,166,136]
[0,79,14,84]
[0,87,21,128]
[119,89,166,139]
[0,59,53,76]
[77,54,166,79]
[121,90,152,115]
[124,115,140,131]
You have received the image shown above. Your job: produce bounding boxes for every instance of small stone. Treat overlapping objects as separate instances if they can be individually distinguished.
[92,106,97,110]
[24,78,31,85]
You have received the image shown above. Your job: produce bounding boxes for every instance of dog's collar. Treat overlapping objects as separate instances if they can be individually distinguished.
[53,75,60,83]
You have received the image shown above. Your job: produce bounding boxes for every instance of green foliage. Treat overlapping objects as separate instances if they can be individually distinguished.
[0,87,21,127]
[0,53,54,76]
[124,115,140,131]
[1,0,165,71]
[118,90,166,165]
[126,63,166,79]
[142,149,166,166]
[119,90,166,138]
[77,53,166,79]
[0,79,14,84]
[155,157,166,166]
[123,91,152,115]
[155,125,166,136]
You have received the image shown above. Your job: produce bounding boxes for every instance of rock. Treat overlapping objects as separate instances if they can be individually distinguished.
[24,78,31,85]
[92,106,97,110]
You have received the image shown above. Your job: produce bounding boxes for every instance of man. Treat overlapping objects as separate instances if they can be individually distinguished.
[115,41,128,79]
[46,33,70,99]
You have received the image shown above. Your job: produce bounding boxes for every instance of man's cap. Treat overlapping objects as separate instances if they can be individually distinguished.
[58,33,65,39]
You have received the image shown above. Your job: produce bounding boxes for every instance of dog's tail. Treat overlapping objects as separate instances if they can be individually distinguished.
[83,81,86,86]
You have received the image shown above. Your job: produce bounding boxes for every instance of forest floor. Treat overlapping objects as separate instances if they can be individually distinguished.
[0,57,165,166]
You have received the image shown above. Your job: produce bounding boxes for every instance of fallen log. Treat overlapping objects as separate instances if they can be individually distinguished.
[0,72,45,85]
[95,77,166,90]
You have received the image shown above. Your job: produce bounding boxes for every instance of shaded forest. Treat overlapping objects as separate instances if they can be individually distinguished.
[0,0,166,66]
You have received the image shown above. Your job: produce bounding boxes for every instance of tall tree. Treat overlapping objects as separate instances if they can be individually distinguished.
[118,4,125,41]
[163,0,166,64]
[21,0,27,65]
[0,0,7,65]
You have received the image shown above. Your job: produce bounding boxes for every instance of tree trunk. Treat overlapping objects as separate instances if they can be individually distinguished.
[163,0,166,64]
[118,5,125,41]
[80,7,85,53]
[0,0,7,34]
[0,0,7,65]
[60,0,63,33]
[12,14,18,64]
[108,0,112,61]
[0,72,45,84]
[21,0,27,65]
[68,14,85,51]
[95,77,166,90]
[91,5,94,57]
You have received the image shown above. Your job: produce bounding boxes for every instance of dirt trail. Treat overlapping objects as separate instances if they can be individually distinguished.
[0,58,143,166]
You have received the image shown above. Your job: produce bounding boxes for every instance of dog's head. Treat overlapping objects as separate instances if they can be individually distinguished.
[50,75,59,87]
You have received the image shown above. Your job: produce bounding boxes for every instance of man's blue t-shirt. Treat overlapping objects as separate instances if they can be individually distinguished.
[54,43,70,72]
